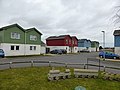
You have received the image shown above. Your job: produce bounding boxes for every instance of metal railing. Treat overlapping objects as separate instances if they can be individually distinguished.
[87,57,120,73]
[0,59,120,74]
[0,61,86,69]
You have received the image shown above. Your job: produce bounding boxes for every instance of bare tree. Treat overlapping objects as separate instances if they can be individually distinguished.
[113,6,120,24]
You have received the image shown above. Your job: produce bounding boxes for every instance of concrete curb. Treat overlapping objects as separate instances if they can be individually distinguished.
[96,57,120,62]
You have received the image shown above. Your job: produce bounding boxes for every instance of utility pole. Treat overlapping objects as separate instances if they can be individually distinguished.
[102,31,105,60]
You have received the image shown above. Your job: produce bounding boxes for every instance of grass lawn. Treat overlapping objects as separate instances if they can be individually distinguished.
[0,67,120,90]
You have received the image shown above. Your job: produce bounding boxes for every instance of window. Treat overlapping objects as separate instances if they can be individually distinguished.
[72,40,74,44]
[11,46,14,50]
[30,35,37,41]
[66,39,68,44]
[11,46,20,50]
[11,45,19,50]
[30,46,32,50]
[30,46,36,50]
[75,41,77,44]
[69,40,71,44]
[34,46,36,50]
[16,46,19,50]
[11,32,20,39]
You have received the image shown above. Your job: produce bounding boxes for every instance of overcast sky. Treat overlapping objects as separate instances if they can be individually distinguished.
[0,0,120,47]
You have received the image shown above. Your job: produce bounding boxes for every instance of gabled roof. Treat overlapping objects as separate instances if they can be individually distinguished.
[91,41,99,44]
[78,39,91,43]
[46,35,71,40]
[0,23,25,32]
[87,40,91,42]
[26,28,42,35]
[78,39,87,42]
[58,35,71,38]
[71,36,78,41]
[113,30,120,36]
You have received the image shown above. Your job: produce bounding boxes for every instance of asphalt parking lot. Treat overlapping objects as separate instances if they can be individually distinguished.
[0,52,120,73]
[0,52,98,62]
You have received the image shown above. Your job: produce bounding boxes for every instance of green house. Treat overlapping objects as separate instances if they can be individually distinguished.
[91,41,99,52]
[0,24,42,56]
[0,24,25,44]
[25,28,42,55]
[25,28,42,45]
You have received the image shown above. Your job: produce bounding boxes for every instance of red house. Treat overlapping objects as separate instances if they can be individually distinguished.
[71,36,78,47]
[46,35,78,53]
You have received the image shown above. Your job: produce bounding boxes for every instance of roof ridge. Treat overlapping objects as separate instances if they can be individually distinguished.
[113,30,120,36]
[0,23,25,32]
[25,27,42,35]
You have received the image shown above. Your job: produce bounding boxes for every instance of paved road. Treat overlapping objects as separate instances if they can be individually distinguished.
[0,52,98,63]
[0,52,120,73]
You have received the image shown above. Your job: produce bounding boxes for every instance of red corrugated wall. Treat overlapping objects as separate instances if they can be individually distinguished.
[46,35,78,47]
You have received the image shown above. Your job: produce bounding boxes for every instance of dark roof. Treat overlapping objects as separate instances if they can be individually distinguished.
[0,23,25,32]
[79,39,87,41]
[46,35,70,40]
[91,41,99,44]
[87,40,91,42]
[78,39,86,43]
[58,35,68,37]
[71,36,78,40]
[78,39,91,43]
[113,30,120,36]
[26,28,42,35]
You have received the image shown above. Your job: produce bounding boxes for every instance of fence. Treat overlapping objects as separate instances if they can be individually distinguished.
[0,61,86,69]
[87,58,120,73]
[0,59,120,73]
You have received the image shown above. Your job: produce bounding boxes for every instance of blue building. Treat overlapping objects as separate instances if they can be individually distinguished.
[78,39,91,51]
[113,30,120,55]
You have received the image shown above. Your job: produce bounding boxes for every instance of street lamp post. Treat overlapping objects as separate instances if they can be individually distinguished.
[102,31,105,60]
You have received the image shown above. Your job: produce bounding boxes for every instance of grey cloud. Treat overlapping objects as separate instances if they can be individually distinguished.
[0,0,120,46]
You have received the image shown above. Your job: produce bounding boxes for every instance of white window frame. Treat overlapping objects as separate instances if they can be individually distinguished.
[11,32,20,39]
[11,45,14,50]
[66,39,68,44]
[16,46,19,50]
[30,46,32,50]
[30,46,36,50]
[75,41,77,44]
[11,45,20,50]
[34,46,36,50]
[30,35,37,41]
[69,40,71,44]
[72,40,74,44]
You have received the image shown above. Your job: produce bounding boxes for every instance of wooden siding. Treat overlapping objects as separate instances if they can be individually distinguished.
[46,35,76,46]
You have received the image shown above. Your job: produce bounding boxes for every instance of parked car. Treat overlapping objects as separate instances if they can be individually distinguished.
[99,51,120,59]
[80,49,90,53]
[60,49,67,54]
[50,49,62,54]
[0,49,5,58]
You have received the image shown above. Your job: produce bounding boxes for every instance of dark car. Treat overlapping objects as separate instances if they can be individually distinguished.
[80,49,91,53]
[50,49,62,54]
[0,49,5,58]
[99,51,120,59]
[60,49,67,54]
